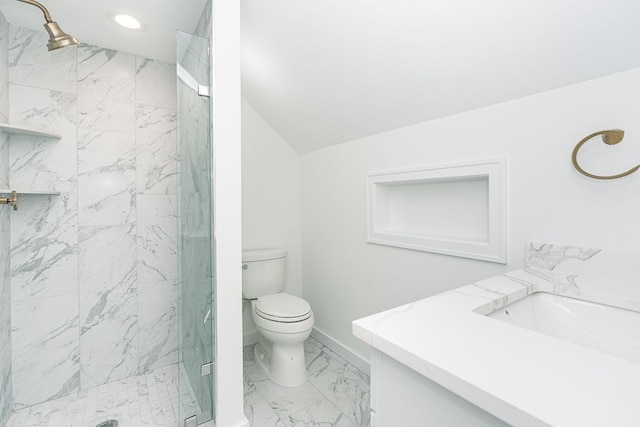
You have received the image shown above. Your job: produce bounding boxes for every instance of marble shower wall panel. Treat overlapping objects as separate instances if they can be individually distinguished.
[137,195,177,284]
[0,137,8,427]
[10,294,80,409]
[7,25,179,405]
[0,13,9,121]
[10,194,78,301]
[8,54,81,406]
[78,45,135,132]
[0,13,11,427]
[138,279,179,373]
[137,195,178,371]
[79,226,138,389]
[77,128,136,227]
[0,130,8,183]
[9,196,79,408]
[135,58,176,110]
[8,84,77,192]
[0,204,11,426]
[8,26,77,94]
[136,105,178,195]
[135,55,179,375]
[192,0,212,42]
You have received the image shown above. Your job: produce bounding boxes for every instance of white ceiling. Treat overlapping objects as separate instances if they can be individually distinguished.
[1,1,640,154]
[242,0,640,153]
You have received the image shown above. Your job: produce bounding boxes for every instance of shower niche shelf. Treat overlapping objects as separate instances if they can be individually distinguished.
[0,123,61,139]
[367,157,507,264]
[0,189,60,195]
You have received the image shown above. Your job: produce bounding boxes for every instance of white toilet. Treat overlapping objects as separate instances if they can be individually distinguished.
[242,248,314,387]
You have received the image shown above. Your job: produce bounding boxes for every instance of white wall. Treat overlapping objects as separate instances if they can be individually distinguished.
[301,67,640,361]
[241,99,302,342]
[211,0,246,425]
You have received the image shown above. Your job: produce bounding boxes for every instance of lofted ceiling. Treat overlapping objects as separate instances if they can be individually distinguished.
[1,1,640,154]
[242,0,640,153]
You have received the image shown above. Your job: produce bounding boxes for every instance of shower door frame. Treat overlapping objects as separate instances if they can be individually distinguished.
[176,0,245,423]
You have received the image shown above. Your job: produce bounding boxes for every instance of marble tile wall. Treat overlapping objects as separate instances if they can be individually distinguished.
[7,25,178,409]
[0,10,12,427]
[192,0,212,39]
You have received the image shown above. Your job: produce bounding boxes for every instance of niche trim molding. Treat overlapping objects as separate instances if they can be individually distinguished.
[367,157,507,264]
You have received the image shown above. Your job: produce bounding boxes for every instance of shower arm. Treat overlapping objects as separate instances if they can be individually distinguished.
[16,0,54,23]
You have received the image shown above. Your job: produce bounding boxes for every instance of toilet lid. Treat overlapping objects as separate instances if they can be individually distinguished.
[255,293,312,322]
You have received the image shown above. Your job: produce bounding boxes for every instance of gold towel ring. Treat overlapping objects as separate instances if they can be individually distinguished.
[571,129,640,180]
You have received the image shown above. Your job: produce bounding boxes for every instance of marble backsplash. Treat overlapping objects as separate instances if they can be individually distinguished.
[524,242,640,311]
[5,24,179,409]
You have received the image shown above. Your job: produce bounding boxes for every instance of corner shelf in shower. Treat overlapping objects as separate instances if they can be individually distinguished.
[0,123,62,139]
[0,189,60,195]
[0,125,62,206]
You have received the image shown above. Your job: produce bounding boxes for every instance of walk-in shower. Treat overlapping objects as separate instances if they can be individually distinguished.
[0,2,216,427]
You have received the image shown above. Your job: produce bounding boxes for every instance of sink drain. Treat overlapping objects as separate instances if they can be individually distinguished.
[95,421,118,427]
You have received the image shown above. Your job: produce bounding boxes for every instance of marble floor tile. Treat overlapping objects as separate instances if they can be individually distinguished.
[305,338,349,380]
[244,398,284,427]
[5,337,370,427]
[281,399,359,427]
[308,365,371,427]
[244,338,371,427]
[254,378,330,420]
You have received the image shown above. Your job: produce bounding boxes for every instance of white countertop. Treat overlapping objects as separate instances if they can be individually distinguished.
[353,252,640,427]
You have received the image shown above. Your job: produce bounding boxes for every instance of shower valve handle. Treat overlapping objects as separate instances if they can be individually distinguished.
[0,191,17,211]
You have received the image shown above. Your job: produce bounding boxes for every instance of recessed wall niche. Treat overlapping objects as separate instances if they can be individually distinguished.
[367,157,507,263]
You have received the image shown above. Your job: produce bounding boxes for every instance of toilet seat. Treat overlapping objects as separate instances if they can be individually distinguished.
[255,293,312,323]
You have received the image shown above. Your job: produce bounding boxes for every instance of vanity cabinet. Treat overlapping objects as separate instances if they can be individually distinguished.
[369,349,508,427]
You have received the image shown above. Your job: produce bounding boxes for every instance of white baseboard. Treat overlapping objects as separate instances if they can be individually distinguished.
[204,419,249,427]
[243,325,370,375]
[311,327,370,375]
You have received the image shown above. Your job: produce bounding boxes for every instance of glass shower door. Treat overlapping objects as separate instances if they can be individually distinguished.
[176,30,214,426]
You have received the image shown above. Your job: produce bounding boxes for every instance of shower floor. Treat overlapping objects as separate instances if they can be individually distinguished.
[6,363,201,427]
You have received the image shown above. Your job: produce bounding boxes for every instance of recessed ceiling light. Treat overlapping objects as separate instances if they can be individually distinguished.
[107,11,147,31]
[115,14,141,29]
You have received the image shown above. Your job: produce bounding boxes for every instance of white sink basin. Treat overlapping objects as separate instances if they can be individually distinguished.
[488,292,640,364]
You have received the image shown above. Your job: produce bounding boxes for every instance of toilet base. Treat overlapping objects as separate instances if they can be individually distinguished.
[254,334,308,387]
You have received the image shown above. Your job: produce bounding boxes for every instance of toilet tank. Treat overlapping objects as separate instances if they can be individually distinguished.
[242,248,287,299]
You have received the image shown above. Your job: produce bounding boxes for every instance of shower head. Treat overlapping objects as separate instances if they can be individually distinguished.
[43,20,79,50]
[17,0,79,50]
